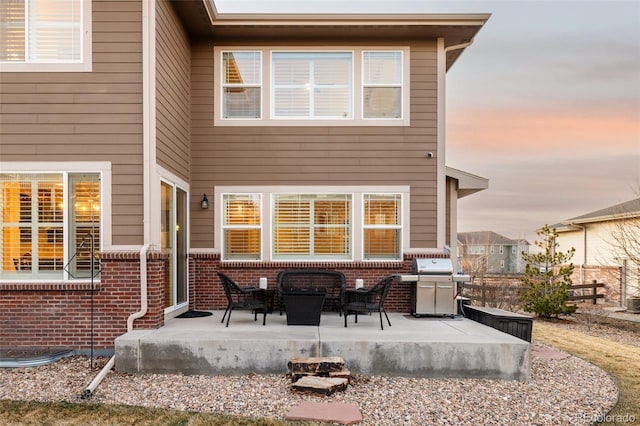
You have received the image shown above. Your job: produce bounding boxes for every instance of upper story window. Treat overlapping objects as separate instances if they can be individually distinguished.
[222,51,262,119]
[214,47,409,126]
[0,172,101,280]
[0,0,92,72]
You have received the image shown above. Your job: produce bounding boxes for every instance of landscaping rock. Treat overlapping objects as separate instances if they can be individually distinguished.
[290,376,349,395]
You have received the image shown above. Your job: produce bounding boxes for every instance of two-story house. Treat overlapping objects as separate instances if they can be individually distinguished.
[457,231,529,274]
[0,0,489,351]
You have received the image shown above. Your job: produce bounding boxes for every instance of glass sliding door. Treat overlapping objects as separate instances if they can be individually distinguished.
[176,188,187,305]
[160,181,188,311]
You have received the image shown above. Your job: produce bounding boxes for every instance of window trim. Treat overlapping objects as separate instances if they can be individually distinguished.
[215,185,409,262]
[271,193,354,261]
[213,46,410,127]
[362,192,403,261]
[0,161,110,282]
[0,0,92,73]
[221,193,263,261]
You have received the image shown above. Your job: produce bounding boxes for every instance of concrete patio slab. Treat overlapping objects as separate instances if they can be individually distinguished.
[115,311,530,380]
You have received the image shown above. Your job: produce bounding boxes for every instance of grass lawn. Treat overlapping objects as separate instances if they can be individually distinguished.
[0,400,314,426]
[533,321,640,425]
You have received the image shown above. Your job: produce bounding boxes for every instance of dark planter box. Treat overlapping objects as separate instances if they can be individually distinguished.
[282,288,326,326]
[464,305,533,342]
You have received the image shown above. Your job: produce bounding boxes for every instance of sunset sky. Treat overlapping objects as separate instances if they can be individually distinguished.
[217,0,640,243]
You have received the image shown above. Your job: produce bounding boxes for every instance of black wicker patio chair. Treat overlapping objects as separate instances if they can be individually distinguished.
[217,272,268,327]
[343,275,394,330]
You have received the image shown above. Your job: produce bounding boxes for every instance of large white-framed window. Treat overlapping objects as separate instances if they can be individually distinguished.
[0,171,101,280]
[214,46,410,127]
[271,51,353,120]
[0,0,92,72]
[216,186,409,262]
[273,193,352,260]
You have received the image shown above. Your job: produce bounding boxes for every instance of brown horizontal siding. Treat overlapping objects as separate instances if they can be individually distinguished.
[0,0,144,246]
[156,0,190,182]
[190,40,439,250]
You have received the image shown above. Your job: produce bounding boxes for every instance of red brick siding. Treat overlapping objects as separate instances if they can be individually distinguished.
[190,253,448,313]
[1,251,444,349]
[0,251,168,349]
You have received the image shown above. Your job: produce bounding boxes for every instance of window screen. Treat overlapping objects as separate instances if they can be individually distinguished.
[362,51,402,119]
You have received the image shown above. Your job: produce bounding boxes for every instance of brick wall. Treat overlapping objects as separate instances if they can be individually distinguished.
[0,250,168,349]
[1,251,442,349]
[190,253,446,313]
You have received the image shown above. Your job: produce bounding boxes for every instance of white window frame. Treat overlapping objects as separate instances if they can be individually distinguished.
[213,46,410,127]
[272,193,353,261]
[221,193,263,261]
[0,161,111,282]
[0,0,92,73]
[215,185,409,262]
[220,50,262,120]
[362,50,404,120]
[362,193,403,261]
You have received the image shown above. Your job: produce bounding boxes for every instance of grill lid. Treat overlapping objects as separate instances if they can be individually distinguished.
[412,258,453,275]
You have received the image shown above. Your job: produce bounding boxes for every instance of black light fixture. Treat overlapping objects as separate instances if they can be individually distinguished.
[201,193,209,209]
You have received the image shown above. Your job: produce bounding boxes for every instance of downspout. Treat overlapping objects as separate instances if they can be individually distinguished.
[81,244,150,399]
[82,0,156,399]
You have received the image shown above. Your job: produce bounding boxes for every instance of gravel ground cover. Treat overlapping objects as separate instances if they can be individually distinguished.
[0,338,618,426]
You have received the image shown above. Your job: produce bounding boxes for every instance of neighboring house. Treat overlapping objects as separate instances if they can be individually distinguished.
[457,231,529,274]
[551,198,640,305]
[0,0,489,350]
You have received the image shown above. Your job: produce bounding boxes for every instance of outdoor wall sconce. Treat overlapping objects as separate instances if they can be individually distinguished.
[201,194,209,209]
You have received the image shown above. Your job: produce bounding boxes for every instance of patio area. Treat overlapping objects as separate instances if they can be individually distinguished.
[115,311,530,380]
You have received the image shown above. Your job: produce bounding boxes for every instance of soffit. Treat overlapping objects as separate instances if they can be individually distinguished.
[170,1,489,69]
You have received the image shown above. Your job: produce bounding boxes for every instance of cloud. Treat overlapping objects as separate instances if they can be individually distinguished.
[456,153,640,242]
[447,101,640,160]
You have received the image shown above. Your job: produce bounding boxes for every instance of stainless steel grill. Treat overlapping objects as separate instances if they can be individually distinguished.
[398,258,470,317]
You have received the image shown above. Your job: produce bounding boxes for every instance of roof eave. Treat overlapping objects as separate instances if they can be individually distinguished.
[446,167,489,199]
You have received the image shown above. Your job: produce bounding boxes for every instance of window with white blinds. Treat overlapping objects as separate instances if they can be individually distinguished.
[0,172,100,280]
[222,194,261,260]
[219,188,406,262]
[363,193,402,260]
[214,47,408,126]
[272,52,352,119]
[0,0,90,71]
[273,194,351,260]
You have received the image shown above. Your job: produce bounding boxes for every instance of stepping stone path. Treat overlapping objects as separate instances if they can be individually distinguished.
[288,356,352,394]
[286,357,363,424]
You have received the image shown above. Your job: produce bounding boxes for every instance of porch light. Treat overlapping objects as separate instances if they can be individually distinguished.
[201,194,209,209]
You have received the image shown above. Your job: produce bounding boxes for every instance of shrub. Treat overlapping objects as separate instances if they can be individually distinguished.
[520,225,577,318]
